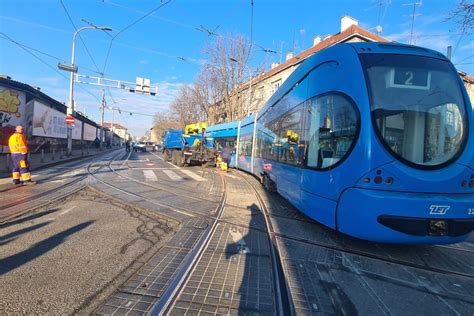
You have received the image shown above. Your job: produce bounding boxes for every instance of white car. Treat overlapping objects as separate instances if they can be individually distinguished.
[133,141,156,152]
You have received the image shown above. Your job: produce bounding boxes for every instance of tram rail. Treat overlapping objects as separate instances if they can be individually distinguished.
[0,150,123,221]
[236,171,474,279]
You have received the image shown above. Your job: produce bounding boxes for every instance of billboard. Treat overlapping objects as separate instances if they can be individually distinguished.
[72,120,82,140]
[32,100,67,139]
[84,123,97,141]
[0,87,26,153]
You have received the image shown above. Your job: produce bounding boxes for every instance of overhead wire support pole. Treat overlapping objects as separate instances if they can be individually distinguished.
[59,25,112,156]
[402,1,422,45]
[100,89,106,149]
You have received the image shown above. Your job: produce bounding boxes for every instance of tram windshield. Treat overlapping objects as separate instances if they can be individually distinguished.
[360,54,467,168]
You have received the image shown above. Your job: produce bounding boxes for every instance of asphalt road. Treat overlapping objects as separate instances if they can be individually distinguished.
[0,187,176,314]
[1,150,473,315]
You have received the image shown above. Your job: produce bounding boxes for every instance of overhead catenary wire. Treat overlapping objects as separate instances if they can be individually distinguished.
[59,1,130,128]
[110,107,156,117]
[0,32,104,75]
[59,0,104,76]
[101,0,172,74]
[0,32,102,104]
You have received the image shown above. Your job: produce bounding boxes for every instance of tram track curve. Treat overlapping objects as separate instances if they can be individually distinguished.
[237,171,474,279]
[0,150,123,221]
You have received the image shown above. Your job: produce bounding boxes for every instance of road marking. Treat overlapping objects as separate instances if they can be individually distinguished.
[120,150,133,168]
[60,206,76,215]
[162,169,183,181]
[143,170,158,182]
[180,169,206,182]
[149,152,180,169]
[225,173,239,179]
[132,167,180,170]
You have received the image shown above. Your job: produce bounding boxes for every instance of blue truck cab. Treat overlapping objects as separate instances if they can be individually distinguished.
[162,129,184,160]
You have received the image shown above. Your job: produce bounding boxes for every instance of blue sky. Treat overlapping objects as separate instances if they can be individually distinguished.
[1,0,473,136]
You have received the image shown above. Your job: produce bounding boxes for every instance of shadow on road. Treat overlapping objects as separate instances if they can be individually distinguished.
[0,221,51,246]
[0,220,94,275]
[224,202,274,314]
[0,208,60,229]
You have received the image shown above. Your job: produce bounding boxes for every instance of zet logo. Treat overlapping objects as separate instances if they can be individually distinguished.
[429,205,450,215]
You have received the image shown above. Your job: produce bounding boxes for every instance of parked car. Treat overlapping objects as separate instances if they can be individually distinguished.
[133,141,156,152]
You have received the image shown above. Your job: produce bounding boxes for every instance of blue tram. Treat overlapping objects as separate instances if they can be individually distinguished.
[210,42,474,244]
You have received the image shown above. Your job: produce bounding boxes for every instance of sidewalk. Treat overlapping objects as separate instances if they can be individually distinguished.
[0,146,122,178]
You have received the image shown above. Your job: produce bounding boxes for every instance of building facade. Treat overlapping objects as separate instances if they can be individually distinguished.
[103,122,130,141]
[0,75,104,154]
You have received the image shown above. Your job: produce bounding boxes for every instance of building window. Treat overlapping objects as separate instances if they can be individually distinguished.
[271,79,282,94]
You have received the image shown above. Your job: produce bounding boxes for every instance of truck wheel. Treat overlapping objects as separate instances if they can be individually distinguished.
[177,153,184,167]
[171,150,178,165]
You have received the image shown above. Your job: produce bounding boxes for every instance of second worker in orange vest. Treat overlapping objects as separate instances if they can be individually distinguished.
[8,125,34,185]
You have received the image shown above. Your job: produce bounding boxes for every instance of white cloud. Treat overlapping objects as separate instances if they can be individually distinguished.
[35,76,63,86]
[459,42,474,52]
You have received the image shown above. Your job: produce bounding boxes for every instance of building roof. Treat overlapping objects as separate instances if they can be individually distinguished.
[103,122,127,130]
[459,71,474,84]
[256,24,390,84]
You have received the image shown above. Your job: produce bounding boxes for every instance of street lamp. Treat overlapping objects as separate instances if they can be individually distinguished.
[59,26,112,156]
[230,57,254,116]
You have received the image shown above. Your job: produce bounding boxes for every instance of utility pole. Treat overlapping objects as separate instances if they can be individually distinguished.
[111,108,115,146]
[403,1,422,45]
[100,89,105,149]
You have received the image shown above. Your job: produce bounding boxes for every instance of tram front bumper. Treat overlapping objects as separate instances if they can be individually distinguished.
[337,188,474,244]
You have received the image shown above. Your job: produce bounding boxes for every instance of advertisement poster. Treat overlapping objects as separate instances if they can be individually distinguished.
[32,101,67,139]
[0,87,26,153]
[83,123,97,141]
[72,120,83,140]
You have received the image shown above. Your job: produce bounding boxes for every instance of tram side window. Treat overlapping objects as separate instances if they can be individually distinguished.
[306,94,359,169]
[262,105,305,166]
[216,137,236,152]
[239,134,253,156]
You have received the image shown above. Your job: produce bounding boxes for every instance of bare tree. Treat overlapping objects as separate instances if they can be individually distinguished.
[449,0,474,32]
[151,111,182,141]
[202,34,252,122]
[170,84,208,125]
[166,33,258,126]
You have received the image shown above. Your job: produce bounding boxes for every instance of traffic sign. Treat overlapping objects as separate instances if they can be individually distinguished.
[65,115,75,126]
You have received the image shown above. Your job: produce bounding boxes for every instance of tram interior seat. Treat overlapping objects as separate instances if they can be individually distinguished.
[319,149,340,168]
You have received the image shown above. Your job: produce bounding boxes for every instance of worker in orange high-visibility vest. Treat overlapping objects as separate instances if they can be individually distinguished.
[8,125,34,185]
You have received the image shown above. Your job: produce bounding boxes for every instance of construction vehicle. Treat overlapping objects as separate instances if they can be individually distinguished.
[162,129,184,161]
[162,123,216,167]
